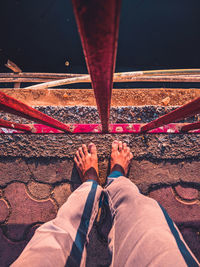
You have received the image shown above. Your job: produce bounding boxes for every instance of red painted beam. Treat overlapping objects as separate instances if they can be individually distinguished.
[0,118,32,132]
[181,121,200,132]
[71,0,122,132]
[0,91,70,132]
[1,123,200,134]
[141,97,200,132]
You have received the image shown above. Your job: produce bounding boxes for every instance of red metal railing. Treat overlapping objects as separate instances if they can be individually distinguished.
[0,0,200,134]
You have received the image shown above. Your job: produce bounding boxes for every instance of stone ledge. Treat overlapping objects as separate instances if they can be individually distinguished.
[0,134,199,159]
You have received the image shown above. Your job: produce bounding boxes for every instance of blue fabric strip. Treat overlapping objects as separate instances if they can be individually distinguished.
[159,204,199,267]
[65,181,98,266]
[108,170,123,178]
[105,171,124,187]
[86,179,98,184]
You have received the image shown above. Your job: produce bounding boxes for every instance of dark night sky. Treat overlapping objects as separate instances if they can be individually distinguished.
[0,0,200,74]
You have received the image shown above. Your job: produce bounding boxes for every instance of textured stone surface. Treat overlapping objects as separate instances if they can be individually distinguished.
[129,160,200,193]
[0,199,9,223]
[174,184,199,201]
[1,88,200,107]
[52,183,72,207]
[0,228,28,267]
[0,158,30,185]
[0,134,200,159]
[149,186,200,226]
[27,181,52,200]
[1,105,199,124]
[27,158,74,183]
[180,227,200,261]
[4,182,57,240]
[149,186,200,261]
[0,157,199,190]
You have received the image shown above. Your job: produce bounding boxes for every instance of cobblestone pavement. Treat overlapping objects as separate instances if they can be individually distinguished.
[0,159,199,266]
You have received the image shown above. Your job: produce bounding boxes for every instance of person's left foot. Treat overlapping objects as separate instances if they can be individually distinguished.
[74,143,99,183]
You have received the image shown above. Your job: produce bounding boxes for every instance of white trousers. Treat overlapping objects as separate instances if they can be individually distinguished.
[12,175,199,267]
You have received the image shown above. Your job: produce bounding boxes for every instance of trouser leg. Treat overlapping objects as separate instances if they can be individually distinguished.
[11,180,102,267]
[105,176,199,267]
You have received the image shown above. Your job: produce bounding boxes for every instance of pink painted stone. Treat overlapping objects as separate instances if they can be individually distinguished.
[180,228,200,262]
[0,199,9,223]
[174,184,199,200]
[0,227,28,266]
[149,187,200,226]
[4,182,57,240]
[149,186,200,260]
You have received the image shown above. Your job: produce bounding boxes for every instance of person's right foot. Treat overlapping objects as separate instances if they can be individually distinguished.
[110,140,133,176]
[74,143,99,183]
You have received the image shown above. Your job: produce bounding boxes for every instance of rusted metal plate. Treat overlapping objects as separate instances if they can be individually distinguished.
[0,91,70,132]
[71,0,122,132]
[0,123,200,134]
[141,97,200,132]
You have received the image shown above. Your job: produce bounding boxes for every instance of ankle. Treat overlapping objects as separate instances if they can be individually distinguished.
[83,167,99,182]
[110,164,125,176]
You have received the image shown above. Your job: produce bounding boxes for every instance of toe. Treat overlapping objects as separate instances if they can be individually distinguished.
[118,141,123,151]
[76,151,81,161]
[88,142,97,155]
[123,142,127,151]
[74,156,78,165]
[112,140,119,151]
[78,147,84,158]
[78,147,84,159]
[82,144,88,155]
[129,152,133,160]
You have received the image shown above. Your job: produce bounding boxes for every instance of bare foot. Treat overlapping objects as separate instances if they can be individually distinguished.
[110,140,133,176]
[74,143,99,183]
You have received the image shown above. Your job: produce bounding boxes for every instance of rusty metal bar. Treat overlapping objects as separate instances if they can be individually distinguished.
[5,60,22,73]
[3,75,200,85]
[0,91,71,132]
[0,78,54,83]
[0,73,84,78]
[5,59,22,88]
[8,74,200,91]
[141,97,200,132]
[0,118,32,132]
[0,123,200,134]
[181,121,200,132]
[71,0,122,132]
[1,69,200,78]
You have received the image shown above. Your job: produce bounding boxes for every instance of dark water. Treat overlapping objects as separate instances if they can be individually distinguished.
[0,0,200,74]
